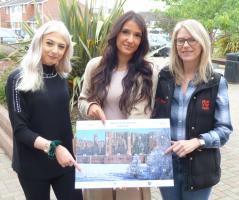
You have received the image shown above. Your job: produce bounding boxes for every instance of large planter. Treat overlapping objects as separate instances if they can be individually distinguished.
[224,53,239,83]
[0,105,13,159]
[0,60,13,72]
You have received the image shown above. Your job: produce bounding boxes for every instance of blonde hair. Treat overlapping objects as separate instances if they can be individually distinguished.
[169,19,213,85]
[17,20,73,92]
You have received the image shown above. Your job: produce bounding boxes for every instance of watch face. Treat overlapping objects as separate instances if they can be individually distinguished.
[199,139,205,146]
[44,142,50,153]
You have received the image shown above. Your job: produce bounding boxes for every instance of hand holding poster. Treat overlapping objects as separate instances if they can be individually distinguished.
[75,119,173,189]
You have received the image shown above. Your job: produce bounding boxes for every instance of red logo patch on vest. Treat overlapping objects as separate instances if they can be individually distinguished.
[156,97,167,104]
[201,99,210,110]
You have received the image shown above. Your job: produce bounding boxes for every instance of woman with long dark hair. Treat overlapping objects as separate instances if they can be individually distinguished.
[78,11,158,200]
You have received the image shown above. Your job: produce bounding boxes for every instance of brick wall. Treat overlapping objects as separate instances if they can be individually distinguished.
[0,0,60,28]
[42,0,60,21]
[22,4,34,22]
[0,7,11,27]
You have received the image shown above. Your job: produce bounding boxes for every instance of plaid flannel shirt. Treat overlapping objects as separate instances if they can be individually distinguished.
[170,76,232,148]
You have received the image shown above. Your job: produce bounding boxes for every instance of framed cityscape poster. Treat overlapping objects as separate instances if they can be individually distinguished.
[75,119,173,189]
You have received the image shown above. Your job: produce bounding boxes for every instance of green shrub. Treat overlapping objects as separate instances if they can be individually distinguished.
[0,51,7,60]
[58,0,125,110]
[0,64,15,106]
[214,34,239,57]
[5,0,126,111]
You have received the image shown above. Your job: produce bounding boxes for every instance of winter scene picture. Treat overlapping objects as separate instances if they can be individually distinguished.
[75,119,173,189]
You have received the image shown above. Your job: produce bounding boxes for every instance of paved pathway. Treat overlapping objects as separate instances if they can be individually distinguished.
[0,148,25,200]
[0,72,238,200]
[0,147,56,200]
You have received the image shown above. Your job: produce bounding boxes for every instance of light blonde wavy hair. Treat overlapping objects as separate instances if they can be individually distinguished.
[169,19,213,85]
[17,20,73,92]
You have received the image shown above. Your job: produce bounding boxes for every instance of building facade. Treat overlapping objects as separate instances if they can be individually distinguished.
[0,0,60,30]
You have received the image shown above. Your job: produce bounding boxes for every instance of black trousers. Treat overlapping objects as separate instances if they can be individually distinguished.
[18,170,83,200]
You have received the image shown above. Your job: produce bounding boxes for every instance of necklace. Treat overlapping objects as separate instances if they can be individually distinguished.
[43,72,58,78]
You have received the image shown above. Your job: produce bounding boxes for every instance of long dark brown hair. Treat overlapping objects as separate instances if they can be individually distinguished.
[88,11,153,115]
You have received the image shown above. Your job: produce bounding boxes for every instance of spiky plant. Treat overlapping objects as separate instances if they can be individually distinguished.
[58,0,125,110]
[2,0,126,111]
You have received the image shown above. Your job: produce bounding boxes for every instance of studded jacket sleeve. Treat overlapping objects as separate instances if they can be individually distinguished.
[6,69,39,148]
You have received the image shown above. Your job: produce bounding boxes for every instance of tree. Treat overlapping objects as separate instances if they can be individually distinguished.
[128,154,141,178]
[152,10,176,34]
[153,0,239,55]
[59,0,125,78]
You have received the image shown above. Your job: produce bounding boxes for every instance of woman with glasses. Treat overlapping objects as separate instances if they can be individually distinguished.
[152,19,233,200]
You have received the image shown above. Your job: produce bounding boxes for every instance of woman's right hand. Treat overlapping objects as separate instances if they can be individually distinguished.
[55,145,81,171]
[165,138,201,157]
[88,103,106,123]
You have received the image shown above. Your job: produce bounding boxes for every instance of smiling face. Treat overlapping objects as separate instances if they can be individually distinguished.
[116,20,142,60]
[176,28,202,66]
[41,32,67,66]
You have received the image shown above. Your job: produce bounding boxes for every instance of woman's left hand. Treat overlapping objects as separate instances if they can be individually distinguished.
[55,145,81,171]
[165,138,201,157]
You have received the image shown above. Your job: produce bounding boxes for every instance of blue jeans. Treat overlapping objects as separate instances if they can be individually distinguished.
[160,156,212,200]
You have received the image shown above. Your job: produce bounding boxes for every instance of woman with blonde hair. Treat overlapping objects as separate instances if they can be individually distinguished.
[6,20,82,200]
[152,19,232,200]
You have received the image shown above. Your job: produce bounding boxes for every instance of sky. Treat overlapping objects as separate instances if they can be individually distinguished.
[79,0,166,12]
[123,0,166,12]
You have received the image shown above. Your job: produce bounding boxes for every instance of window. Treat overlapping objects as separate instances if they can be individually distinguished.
[5,7,9,14]
[22,5,26,13]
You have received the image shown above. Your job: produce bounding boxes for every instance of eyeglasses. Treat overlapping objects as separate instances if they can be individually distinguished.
[175,38,198,46]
